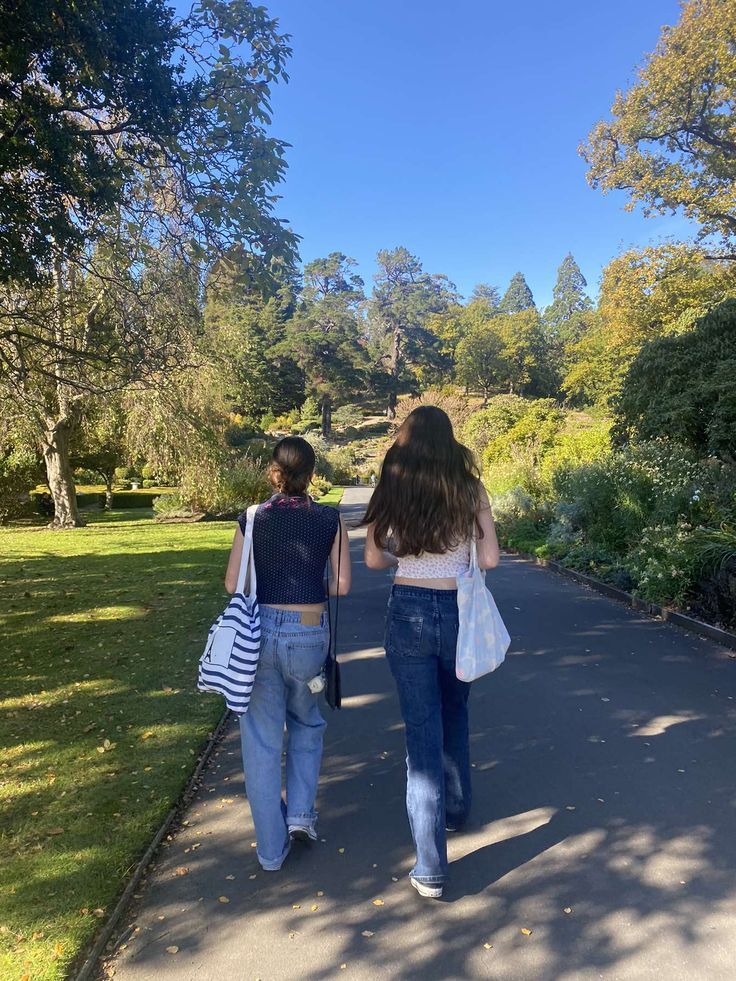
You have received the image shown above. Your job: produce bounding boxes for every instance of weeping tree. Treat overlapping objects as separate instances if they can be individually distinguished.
[0,0,297,527]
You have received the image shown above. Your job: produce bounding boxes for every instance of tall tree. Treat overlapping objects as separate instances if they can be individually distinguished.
[499,272,535,313]
[582,0,736,255]
[370,247,457,417]
[0,0,297,527]
[455,325,506,403]
[0,0,184,283]
[274,253,368,435]
[544,253,593,377]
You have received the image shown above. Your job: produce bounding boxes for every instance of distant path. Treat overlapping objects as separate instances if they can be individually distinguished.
[106,491,736,981]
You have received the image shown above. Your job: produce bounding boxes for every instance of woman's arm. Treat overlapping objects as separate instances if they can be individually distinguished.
[224,526,245,594]
[329,514,352,596]
[364,521,399,571]
[476,483,501,570]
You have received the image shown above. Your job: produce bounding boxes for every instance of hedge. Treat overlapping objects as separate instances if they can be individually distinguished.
[29,490,159,515]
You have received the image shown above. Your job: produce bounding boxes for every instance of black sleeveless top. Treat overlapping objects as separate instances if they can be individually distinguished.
[238,494,340,605]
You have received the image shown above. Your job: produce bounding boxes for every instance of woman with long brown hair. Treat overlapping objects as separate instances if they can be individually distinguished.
[224,436,351,871]
[363,406,499,898]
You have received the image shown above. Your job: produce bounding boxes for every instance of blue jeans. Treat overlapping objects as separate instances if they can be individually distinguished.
[239,607,329,870]
[385,585,472,885]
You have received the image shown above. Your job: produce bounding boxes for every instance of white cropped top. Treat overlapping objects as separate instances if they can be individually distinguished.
[394,540,471,579]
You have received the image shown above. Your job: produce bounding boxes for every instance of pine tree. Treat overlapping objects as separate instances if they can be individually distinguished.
[499,272,535,313]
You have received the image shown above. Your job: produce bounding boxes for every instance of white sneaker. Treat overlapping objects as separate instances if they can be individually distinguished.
[288,824,318,843]
[410,876,443,899]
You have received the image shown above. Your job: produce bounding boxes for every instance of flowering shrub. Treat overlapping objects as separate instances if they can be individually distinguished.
[627,521,699,607]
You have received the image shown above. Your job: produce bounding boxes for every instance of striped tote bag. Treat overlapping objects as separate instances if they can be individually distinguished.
[197,504,261,713]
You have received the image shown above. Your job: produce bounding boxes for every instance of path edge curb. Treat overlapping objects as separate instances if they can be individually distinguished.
[72,707,231,981]
[504,548,736,652]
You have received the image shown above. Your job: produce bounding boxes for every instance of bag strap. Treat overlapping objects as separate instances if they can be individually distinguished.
[236,504,258,597]
[327,515,343,661]
[469,535,479,573]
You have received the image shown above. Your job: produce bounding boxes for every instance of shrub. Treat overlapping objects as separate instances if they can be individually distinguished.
[461,395,529,458]
[392,390,473,436]
[553,440,703,554]
[259,410,276,432]
[332,403,363,429]
[224,420,261,447]
[491,487,536,522]
[325,446,355,484]
[0,444,41,522]
[178,454,270,516]
[300,396,321,425]
[627,521,699,607]
[309,475,333,499]
[153,491,193,519]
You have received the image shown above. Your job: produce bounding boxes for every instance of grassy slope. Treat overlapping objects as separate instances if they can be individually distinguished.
[0,512,233,980]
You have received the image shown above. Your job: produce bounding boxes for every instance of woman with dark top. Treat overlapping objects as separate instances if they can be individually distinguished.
[224,437,351,871]
[363,406,499,898]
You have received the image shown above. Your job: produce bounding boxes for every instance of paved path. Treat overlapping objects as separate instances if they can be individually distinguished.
[107,487,736,981]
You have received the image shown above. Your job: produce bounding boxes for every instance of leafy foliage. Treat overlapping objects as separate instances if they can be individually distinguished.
[616,298,736,457]
[582,0,736,253]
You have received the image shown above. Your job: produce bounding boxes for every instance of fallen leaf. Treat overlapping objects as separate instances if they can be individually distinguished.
[47,827,65,835]
[141,731,154,740]
[483,943,493,949]
[361,930,374,938]
[292,903,301,910]
[520,928,533,936]
[340,965,347,970]
[166,945,179,954]
[173,867,189,877]
[565,805,576,811]
[338,847,345,854]
[316,890,324,897]
[225,874,235,880]
[249,874,257,880]
[311,904,319,912]
[391,876,398,882]
[218,896,230,904]
[93,909,105,918]
[372,899,384,907]
[563,907,573,914]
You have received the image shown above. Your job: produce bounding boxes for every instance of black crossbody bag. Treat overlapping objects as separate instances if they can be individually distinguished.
[325,521,343,710]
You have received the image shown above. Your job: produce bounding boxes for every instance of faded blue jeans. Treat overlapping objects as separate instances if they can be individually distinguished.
[385,585,472,885]
[239,607,329,870]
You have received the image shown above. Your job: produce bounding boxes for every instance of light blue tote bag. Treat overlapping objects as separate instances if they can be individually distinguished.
[197,504,261,713]
[455,538,510,682]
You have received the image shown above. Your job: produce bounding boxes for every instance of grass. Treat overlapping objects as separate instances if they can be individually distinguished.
[0,511,235,980]
[316,486,345,507]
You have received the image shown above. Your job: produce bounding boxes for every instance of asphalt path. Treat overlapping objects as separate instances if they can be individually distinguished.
[106,486,736,981]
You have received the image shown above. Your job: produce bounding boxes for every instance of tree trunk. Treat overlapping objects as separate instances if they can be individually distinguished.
[321,396,332,437]
[41,417,84,528]
[104,474,114,511]
[386,326,401,419]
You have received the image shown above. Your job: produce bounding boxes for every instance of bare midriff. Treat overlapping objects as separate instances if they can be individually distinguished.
[262,602,327,612]
[393,576,458,590]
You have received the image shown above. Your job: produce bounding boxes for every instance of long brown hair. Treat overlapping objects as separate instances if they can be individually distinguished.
[363,405,481,556]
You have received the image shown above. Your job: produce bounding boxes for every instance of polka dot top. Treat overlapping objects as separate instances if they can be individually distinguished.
[238,494,340,605]
[394,540,471,579]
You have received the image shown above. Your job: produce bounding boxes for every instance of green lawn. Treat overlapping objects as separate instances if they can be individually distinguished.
[0,512,235,980]
[316,485,345,507]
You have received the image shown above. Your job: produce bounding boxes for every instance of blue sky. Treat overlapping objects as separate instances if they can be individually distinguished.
[214,0,693,306]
